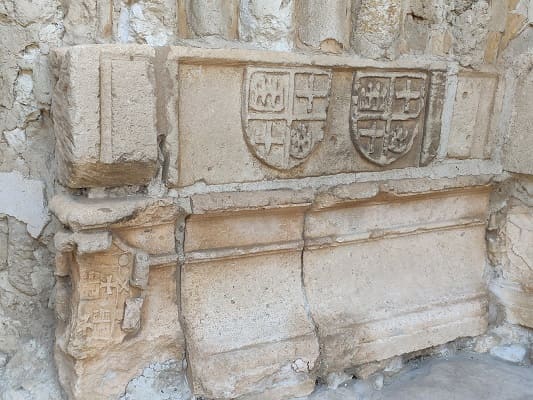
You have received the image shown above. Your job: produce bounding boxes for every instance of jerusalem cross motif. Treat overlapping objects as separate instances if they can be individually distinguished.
[243,67,332,170]
[350,71,428,166]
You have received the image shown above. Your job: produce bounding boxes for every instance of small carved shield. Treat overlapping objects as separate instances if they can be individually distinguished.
[350,71,428,166]
[243,67,332,170]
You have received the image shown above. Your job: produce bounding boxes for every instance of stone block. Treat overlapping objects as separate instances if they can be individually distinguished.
[182,207,319,399]
[448,72,498,159]
[168,47,446,186]
[504,57,533,175]
[352,0,402,57]
[51,45,158,188]
[52,196,184,400]
[295,0,351,52]
[179,0,239,39]
[0,217,7,271]
[303,188,490,373]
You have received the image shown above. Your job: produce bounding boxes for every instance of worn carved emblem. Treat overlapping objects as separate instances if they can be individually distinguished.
[350,71,428,165]
[243,67,332,170]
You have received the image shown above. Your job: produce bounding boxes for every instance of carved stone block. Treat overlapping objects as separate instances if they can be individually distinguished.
[303,188,490,373]
[448,72,498,160]
[350,70,428,166]
[51,196,184,400]
[169,47,447,186]
[182,207,319,399]
[243,67,332,170]
[51,46,158,188]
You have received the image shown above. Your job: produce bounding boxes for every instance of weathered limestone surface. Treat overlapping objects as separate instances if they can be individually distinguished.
[304,187,490,373]
[448,72,498,160]
[295,0,351,52]
[51,45,159,188]
[492,202,533,329]
[504,56,533,175]
[352,0,402,58]
[179,0,240,39]
[2,1,533,399]
[182,206,319,399]
[51,195,185,400]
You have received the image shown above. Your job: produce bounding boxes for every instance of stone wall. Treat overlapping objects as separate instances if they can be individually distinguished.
[0,1,532,399]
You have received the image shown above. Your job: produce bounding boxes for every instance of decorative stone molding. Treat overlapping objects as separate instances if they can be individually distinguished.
[304,186,491,373]
[51,195,184,400]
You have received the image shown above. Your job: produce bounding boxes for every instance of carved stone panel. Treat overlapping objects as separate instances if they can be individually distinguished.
[51,196,184,400]
[350,71,428,166]
[243,67,332,170]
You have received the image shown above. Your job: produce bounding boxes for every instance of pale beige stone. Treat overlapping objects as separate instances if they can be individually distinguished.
[303,189,490,373]
[295,0,351,52]
[179,0,239,39]
[239,0,294,50]
[169,46,446,186]
[448,73,498,159]
[51,45,158,188]
[53,197,184,400]
[504,57,533,175]
[352,0,402,57]
[182,207,319,399]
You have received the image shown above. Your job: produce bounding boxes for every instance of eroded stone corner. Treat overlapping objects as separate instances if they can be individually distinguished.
[50,195,185,400]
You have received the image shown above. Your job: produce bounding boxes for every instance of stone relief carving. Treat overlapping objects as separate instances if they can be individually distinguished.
[350,71,428,166]
[242,67,332,170]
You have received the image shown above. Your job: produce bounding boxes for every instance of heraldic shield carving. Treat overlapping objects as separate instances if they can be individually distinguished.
[243,67,332,170]
[350,71,428,166]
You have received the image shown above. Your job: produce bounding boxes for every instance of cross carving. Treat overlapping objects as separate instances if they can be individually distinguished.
[100,275,116,296]
[255,121,286,154]
[359,122,385,154]
[395,79,422,112]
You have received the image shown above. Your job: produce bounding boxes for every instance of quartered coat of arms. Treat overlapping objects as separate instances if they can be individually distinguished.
[243,67,332,170]
[350,71,428,166]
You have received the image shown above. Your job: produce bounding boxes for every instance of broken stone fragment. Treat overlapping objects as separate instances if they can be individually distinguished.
[122,297,144,333]
[131,252,150,289]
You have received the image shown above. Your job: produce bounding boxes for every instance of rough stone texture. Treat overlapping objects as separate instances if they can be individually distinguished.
[504,56,533,175]
[52,196,185,400]
[352,0,402,58]
[179,0,239,39]
[295,0,351,52]
[182,207,319,399]
[239,0,294,51]
[1,0,533,399]
[448,72,498,160]
[51,45,159,188]
[304,188,490,373]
